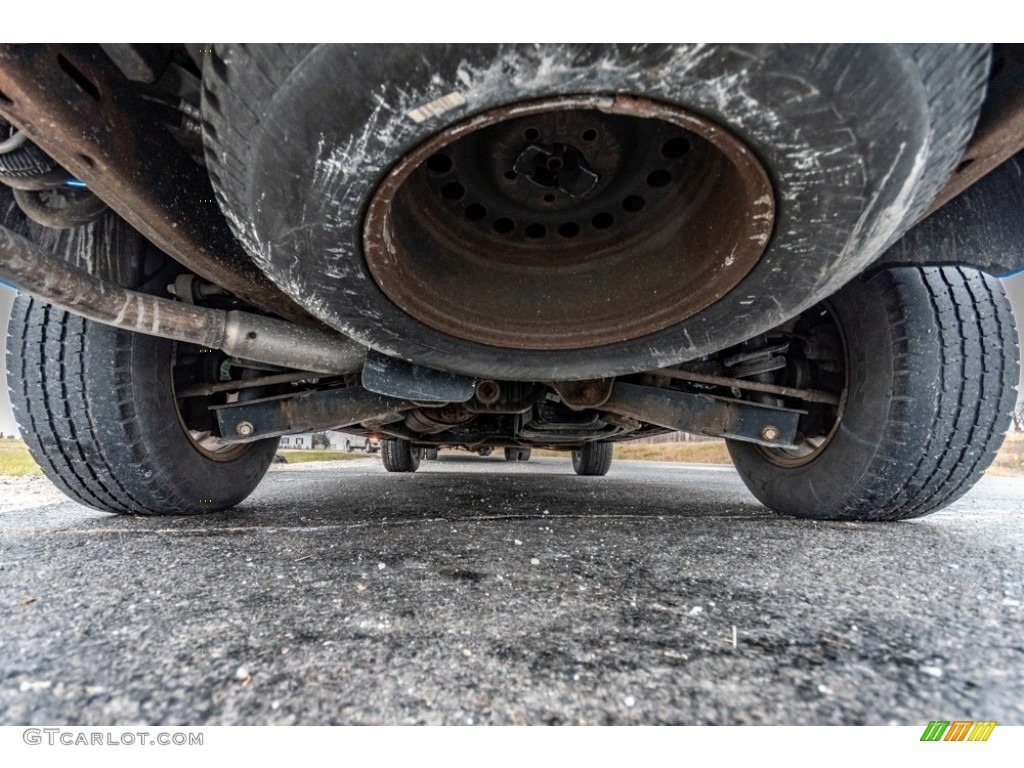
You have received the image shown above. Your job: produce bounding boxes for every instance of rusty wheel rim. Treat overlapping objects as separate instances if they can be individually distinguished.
[364,95,774,351]
[172,344,250,462]
[757,302,849,468]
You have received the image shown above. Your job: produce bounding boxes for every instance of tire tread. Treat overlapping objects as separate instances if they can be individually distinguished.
[572,442,613,476]
[728,265,1018,521]
[381,439,420,473]
[7,296,276,515]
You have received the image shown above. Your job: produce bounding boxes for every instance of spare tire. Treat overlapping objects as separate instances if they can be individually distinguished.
[202,44,989,380]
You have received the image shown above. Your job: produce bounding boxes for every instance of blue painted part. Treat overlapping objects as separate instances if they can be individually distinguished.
[999,265,1024,279]
[0,279,19,291]
[65,179,88,188]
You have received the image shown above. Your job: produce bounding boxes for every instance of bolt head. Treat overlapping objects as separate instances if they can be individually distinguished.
[236,422,254,437]
[761,425,779,442]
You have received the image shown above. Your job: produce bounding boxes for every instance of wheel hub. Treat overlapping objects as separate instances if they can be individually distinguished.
[172,346,250,462]
[363,95,775,350]
[513,141,600,197]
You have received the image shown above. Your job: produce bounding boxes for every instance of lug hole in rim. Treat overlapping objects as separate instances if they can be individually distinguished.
[493,217,515,234]
[661,138,690,158]
[622,195,645,212]
[427,153,453,173]
[441,181,465,200]
[646,170,672,188]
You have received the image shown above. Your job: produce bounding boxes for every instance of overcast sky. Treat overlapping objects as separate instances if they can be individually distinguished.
[2,275,1024,438]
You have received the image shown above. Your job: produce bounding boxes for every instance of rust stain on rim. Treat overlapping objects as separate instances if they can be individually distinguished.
[364,95,774,350]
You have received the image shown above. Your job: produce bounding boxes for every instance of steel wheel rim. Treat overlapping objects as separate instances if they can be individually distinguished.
[171,344,250,462]
[757,302,849,468]
[364,95,775,351]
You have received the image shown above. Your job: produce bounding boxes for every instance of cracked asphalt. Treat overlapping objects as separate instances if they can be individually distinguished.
[0,455,1022,725]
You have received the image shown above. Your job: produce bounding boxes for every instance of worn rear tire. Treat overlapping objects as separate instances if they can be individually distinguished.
[727,266,1019,521]
[6,296,279,515]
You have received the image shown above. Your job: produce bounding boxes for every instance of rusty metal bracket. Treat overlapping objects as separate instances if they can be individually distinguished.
[601,382,803,448]
[213,386,415,443]
[0,44,310,323]
[549,378,615,410]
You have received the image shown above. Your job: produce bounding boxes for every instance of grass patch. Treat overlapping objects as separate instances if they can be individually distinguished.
[276,450,373,464]
[0,439,42,476]
[988,432,1024,476]
[534,440,731,463]
[613,440,732,463]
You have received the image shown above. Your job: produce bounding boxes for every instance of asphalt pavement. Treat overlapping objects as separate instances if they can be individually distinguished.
[1,455,1022,725]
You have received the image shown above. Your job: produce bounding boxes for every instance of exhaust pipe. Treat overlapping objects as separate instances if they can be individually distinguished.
[0,225,366,375]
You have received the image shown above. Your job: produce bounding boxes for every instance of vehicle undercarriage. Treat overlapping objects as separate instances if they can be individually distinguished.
[0,44,1021,520]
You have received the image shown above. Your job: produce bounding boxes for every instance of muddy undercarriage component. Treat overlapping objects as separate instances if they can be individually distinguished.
[880,150,1024,277]
[602,382,802,448]
[361,349,476,402]
[0,44,310,322]
[207,374,804,449]
[403,404,476,435]
[214,387,416,443]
